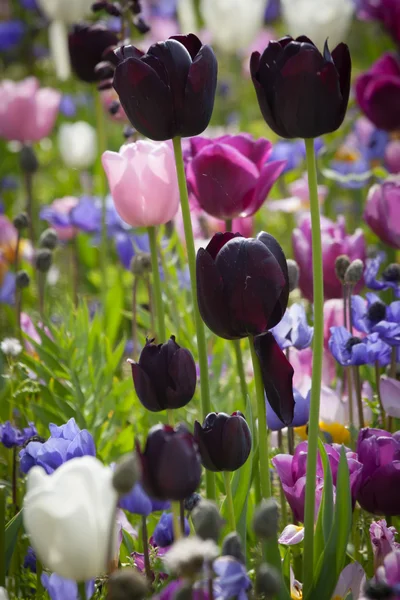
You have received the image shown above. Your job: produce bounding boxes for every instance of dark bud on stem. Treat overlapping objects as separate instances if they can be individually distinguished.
[344,259,364,285]
[107,568,148,600]
[184,492,202,512]
[34,249,52,273]
[39,228,58,250]
[252,498,279,539]
[335,254,351,283]
[364,580,394,599]
[13,212,29,231]
[221,532,245,564]
[105,1,122,16]
[255,564,281,598]
[382,263,400,283]
[112,453,140,496]
[123,126,136,139]
[19,146,38,174]
[130,252,151,276]
[16,270,30,289]
[109,100,121,116]
[91,1,108,11]
[191,499,224,542]
[133,16,150,34]
[286,259,299,292]
[129,0,142,15]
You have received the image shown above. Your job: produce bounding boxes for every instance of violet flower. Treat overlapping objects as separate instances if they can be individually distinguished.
[364,179,400,249]
[364,253,400,298]
[266,387,310,431]
[270,303,313,351]
[375,550,400,598]
[351,293,400,346]
[41,573,94,600]
[0,421,37,449]
[119,482,170,516]
[329,326,391,367]
[152,512,190,547]
[370,519,400,569]
[0,21,25,53]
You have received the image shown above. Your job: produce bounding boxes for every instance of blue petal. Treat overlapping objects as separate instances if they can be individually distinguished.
[66,430,96,459]
[49,418,80,441]
[36,439,70,474]
[119,483,152,516]
[351,295,370,334]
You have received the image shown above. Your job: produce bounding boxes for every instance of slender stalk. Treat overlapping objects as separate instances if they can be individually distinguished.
[147,226,166,342]
[375,361,385,429]
[15,289,22,339]
[343,284,348,329]
[131,277,138,361]
[14,231,21,273]
[77,581,87,600]
[302,138,324,595]
[36,559,43,599]
[225,219,232,232]
[208,571,215,600]
[233,339,248,410]
[287,427,295,455]
[167,409,175,428]
[390,347,397,380]
[94,90,108,318]
[71,239,79,308]
[172,501,182,542]
[24,171,35,246]
[0,486,5,587]
[348,284,354,334]
[223,471,236,531]
[353,366,365,429]
[38,272,45,321]
[347,367,354,434]
[277,430,288,529]
[180,500,185,535]
[141,515,152,582]
[146,277,155,337]
[172,136,215,500]
[12,447,18,514]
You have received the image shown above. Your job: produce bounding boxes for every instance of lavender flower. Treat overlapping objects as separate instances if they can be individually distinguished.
[329,326,391,366]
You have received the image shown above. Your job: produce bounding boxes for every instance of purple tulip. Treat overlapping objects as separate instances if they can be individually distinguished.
[357,428,400,516]
[292,215,366,301]
[68,24,118,83]
[152,512,190,547]
[186,134,285,220]
[356,53,400,132]
[364,180,400,249]
[370,520,400,570]
[272,441,363,522]
[356,0,400,45]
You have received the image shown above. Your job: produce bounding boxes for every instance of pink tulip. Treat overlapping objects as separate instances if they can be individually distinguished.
[0,77,61,143]
[324,299,344,348]
[102,141,179,228]
[364,179,400,248]
[385,140,400,174]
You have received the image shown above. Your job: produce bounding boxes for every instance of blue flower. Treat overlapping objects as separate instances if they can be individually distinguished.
[352,293,400,346]
[19,418,95,474]
[0,272,15,305]
[21,0,38,9]
[115,232,150,270]
[23,547,37,572]
[329,326,391,366]
[119,483,152,516]
[330,151,370,189]
[270,303,313,351]
[0,422,22,448]
[59,95,77,118]
[41,573,94,600]
[152,512,190,548]
[213,556,251,600]
[268,139,323,173]
[266,388,309,431]
[0,20,25,52]
[364,253,400,298]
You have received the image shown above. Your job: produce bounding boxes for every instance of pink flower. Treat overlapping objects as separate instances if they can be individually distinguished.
[292,215,366,301]
[364,179,400,249]
[370,519,400,570]
[102,141,179,228]
[386,140,400,174]
[0,77,60,143]
[268,175,328,214]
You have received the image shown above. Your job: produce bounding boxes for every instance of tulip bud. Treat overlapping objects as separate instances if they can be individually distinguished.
[19,146,39,174]
[286,259,300,292]
[382,263,400,283]
[255,564,281,598]
[130,252,151,276]
[34,249,52,273]
[221,532,245,564]
[95,61,115,80]
[252,498,279,539]
[163,536,219,578]
[107,567,148,600]
[344,259,364,285]
[194,411,251,472]
[129,336,197,412]
[112,453,140,496]
[105,2,122,16]
[68,24,119,83]
[16,270,30,289]
[39,228,58,250]
[13,213,29,231]
[130,0,142,14]
[191,499,224,542]
[335,254,351,283]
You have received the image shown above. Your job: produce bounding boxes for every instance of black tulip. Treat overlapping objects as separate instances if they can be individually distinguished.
[196,232,289,340]
[128,336,196,412]
[112,34,218,141]
[68,23,119,83]
[138,424,202,501]
[250,36,351,139]
[194,411,252,472]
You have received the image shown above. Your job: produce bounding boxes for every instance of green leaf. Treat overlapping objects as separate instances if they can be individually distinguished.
[105,278,124,347]
[5,510,23,571]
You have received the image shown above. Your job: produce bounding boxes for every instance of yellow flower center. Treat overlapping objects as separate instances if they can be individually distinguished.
[334,147,360,162]
[320,422,350,445]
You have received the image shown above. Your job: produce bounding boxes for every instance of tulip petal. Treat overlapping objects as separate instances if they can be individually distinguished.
[217,133,273,170]
[254,332,295,424]
[155,434,202,501]
[358,462,400,516]
[166,348,197,409]
[129,361,162,412]
[380,376,400,418]
[194,420,218,471]
[331,43,351,120]
[169,33,202,59]
[221,416,252,472]
[256,231,289,328]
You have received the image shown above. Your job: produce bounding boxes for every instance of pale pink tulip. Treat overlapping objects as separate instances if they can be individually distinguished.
[0,77,61,143]
[102,141,179,228]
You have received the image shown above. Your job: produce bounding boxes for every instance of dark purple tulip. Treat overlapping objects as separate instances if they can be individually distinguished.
[194,411,252,472]
[356,53,400,132]
[137,424,202,501]
[128,336,197,412]
[112,34,218,141]
[250,36,351,139]
[356,428,400,516]
[68,23,118,84]
[357,0,400,45]
[196,231,289,340]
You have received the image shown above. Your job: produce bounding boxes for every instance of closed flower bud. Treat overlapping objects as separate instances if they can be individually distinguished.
[105,2,122,16]
[251,37,351,139]
[39,228,58,250]
[194,411,251,472]
[92,1,108,10]
[221,532,245,564]
[16,270,30,289]
[335,254,351,283]
[34,249,52,273]
[255,563,281,597]
[184,492,202,512]
[112,34,217,141]
[286,259,300,292]
[112,453,140,496]
[107,567,148,600]
[95,61,115,80]
[364,580,393,599]
[344,259,364,285]
[191,499,225,542]
[128,336,196,412]
[382,263,400,283]
[252,498,279,539]
[12,213,29,231]
[133,16,150,35]
[130,252,151,276]
[137,424,202,501]
[19,146,39,173]
[68,23,119,83]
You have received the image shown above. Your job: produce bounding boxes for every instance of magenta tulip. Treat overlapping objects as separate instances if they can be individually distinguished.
[364,180,400,249]
[0,77,61,143]
[292,215,366,301]
[102,141,179,227]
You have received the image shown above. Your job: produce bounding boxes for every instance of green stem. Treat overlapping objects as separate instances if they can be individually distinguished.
[225,219,232,232]
[77,581,86,600]
[0,486,5,587]
[172,501,182,541]
[302,138,324,595]
[141,515,152,582]
[172,136,215,500]
[233,339,248,411]
[375,361,385,429]
[94,90,108,319]
[36,558,43,599]
[223,471,236,531]
[147,226,166,342]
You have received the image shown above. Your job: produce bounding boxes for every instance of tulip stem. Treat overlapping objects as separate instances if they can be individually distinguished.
[225,219,232,232]
[77,582,86,600]
[147,226,166,342]
[353,366,365,429]
[172,502,182,542]
[94,89,108,321]
[375,362,386,429]
[233,339,248,411]
[141,515,152,582]
[0,486,5,587]
[223,471,236,531]
[302,138,324,595]
[172,136,215,500]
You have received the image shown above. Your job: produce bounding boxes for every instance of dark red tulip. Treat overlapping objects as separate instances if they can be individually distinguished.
[196,231,289,340]
[128,336,197,412]
[68,23,118,83]
[137,424,202,501]
[112,34,218,141]
[194,411,252,472]
[250,36,351,139]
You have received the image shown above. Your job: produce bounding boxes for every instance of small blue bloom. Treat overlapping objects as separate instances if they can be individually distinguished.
[329,326,391,367]
[150,497,170,512]
[264,0,281,22]
[152,512,190,548]
[41,573,94,600]
[364,253,400,298]
[0,422,22,448]
[115,232,150,270]
[0,176,18,191]
[0,20,25,52]
[70,197,100,234]
[21,0,38,9]
[213,556,251,600]
[24,547,37,572]
[352,293,400,346]
[119,483,152,516]
[59,95,77,118]
[266,388,310,431]
[0,272,16,305]
[21,422,38,443]
[270,303,313,351]
[330,152,370,189]
[49,418,80,440]
[149,0,177,17]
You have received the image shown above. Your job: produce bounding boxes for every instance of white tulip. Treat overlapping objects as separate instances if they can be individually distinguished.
[0,588,9,600]
[280,0,354,51]
[58,122,98,170]
[200,0,266,53]
[23,456,118,581]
